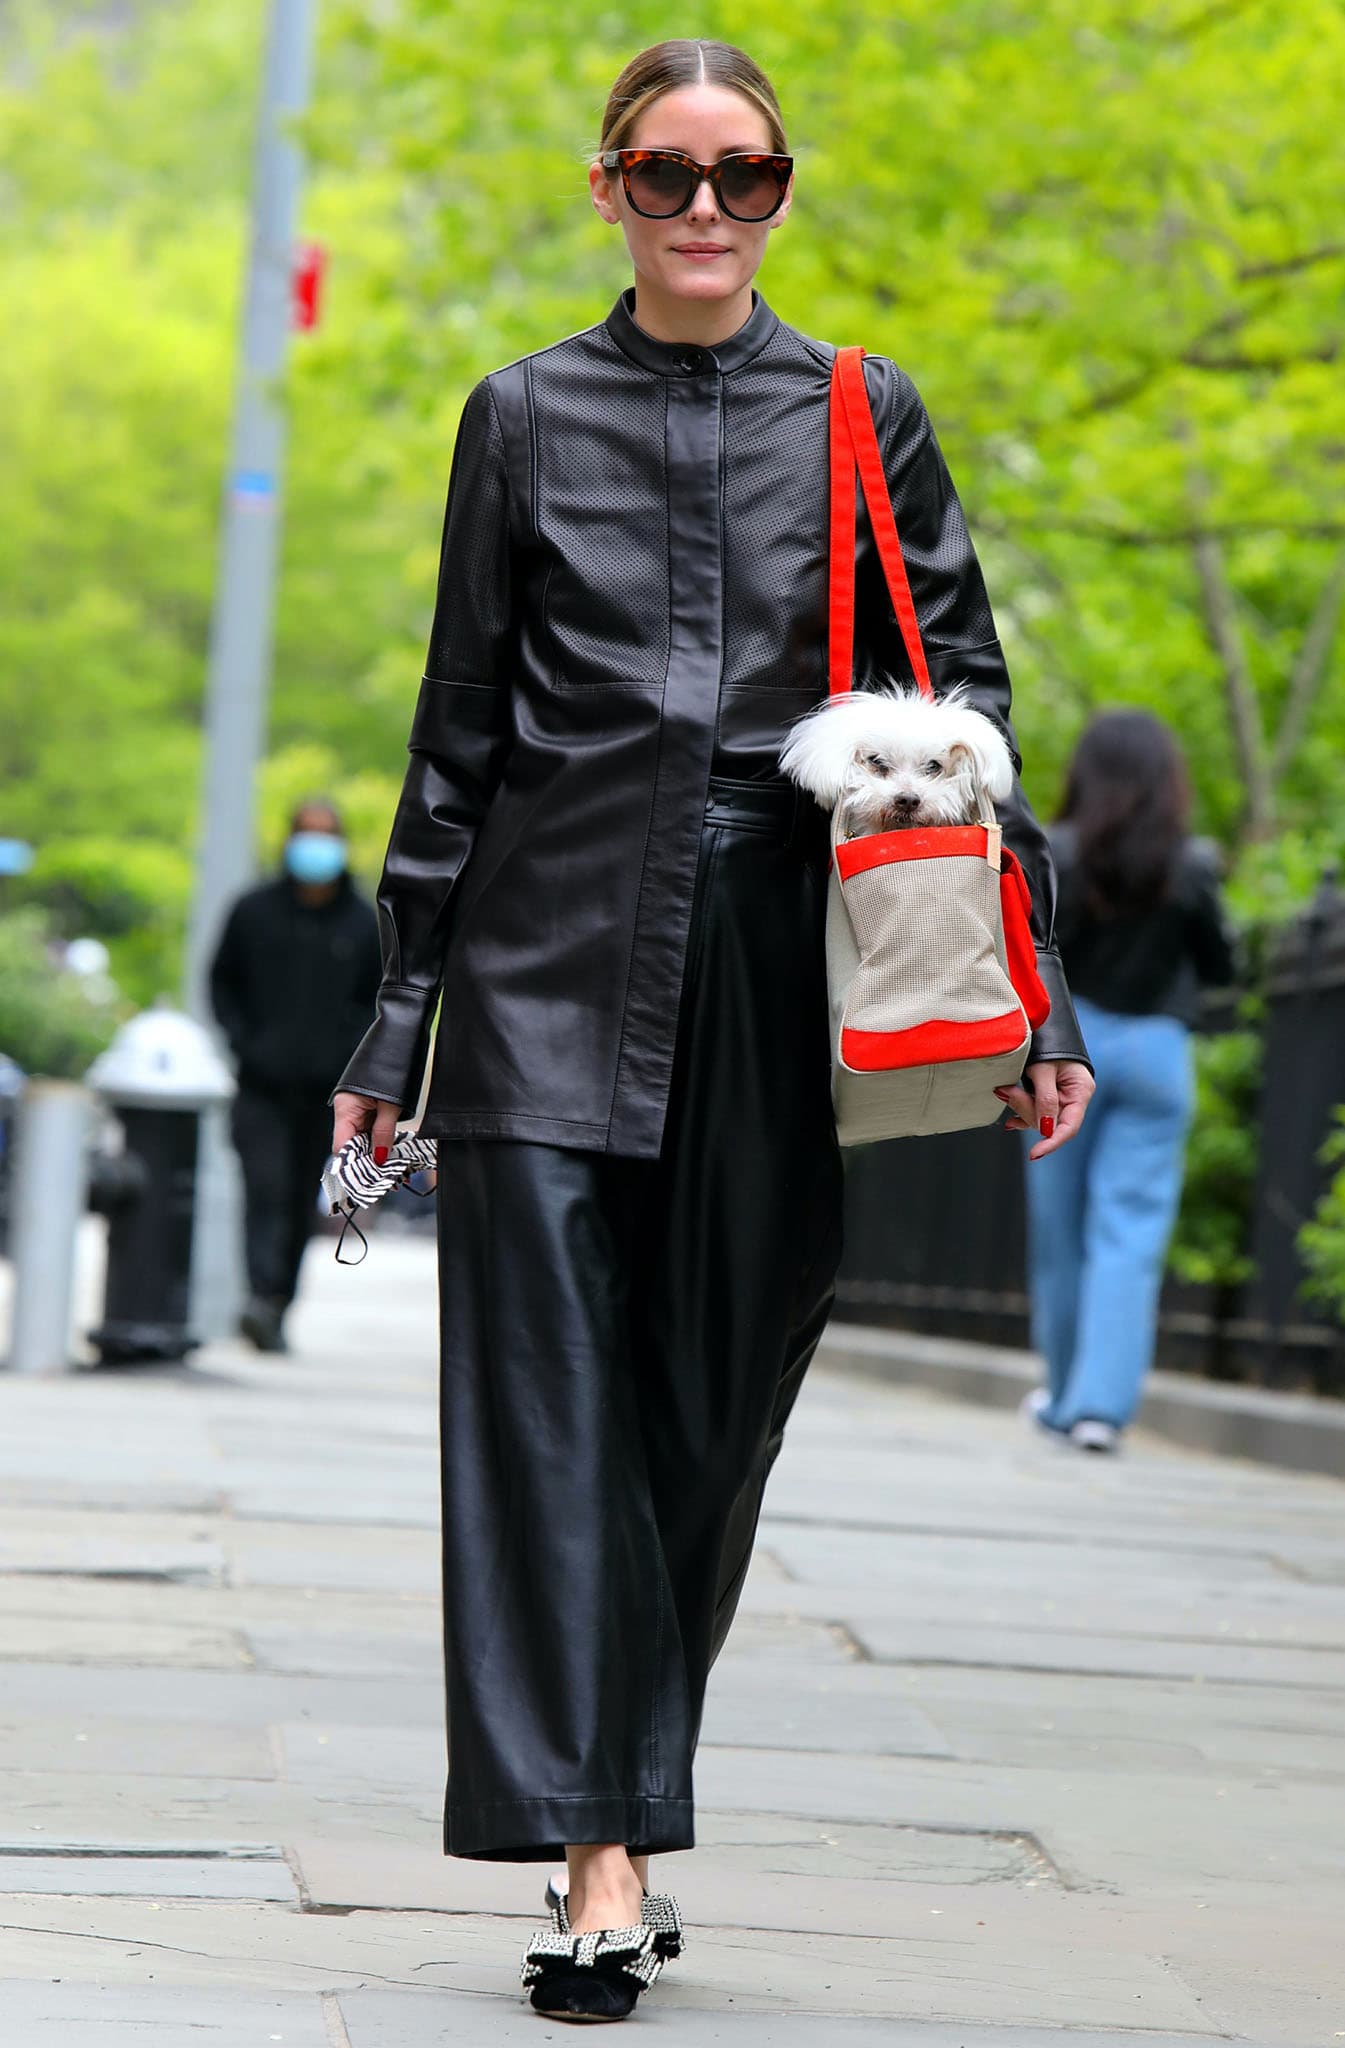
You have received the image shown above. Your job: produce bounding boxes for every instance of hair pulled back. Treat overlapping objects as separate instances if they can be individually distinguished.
[1057,710,1192,917]
[598,39,787,155]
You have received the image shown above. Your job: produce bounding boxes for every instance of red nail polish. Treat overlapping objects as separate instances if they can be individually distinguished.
[373,1145,389,1165]
[1040,1117,1055,1139]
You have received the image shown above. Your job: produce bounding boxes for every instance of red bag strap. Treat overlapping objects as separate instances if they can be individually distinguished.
[828,345,933,701]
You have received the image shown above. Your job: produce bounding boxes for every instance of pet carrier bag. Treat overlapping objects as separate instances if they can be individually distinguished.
[823,345,1051,1144]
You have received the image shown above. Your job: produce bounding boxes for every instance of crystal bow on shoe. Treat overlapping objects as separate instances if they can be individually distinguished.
[520,1917,665,1994]
[541,1887,685,1963]
[640,1890,685,1961]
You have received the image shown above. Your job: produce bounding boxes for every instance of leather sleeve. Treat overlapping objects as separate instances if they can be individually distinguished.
[1184,838,1238,990]
[334,378,516,1112]
[859,357,1092,1072]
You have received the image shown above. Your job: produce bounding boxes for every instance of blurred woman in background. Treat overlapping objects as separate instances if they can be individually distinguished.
[1023,711,1235,1453]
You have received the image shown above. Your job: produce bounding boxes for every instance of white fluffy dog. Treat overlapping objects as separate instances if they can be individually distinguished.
[779,686,1014,839]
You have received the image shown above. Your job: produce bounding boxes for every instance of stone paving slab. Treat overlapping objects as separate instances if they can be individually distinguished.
[0,1515,226,1583]
[732,1578,1345,1684]
[699,1659,954,1756]
[763,1516,1343,1597]
[244,1629,441,1680]
[279,1721,442,1794]
[0,1980,1222,2048]
[818,1320,1345,1480]
[0,1612,249,1668]
[0,1898,1216,2030]
[0,1849,296,1900]
[229,1485,440,1528]
[0,1657,446,1729]
[0,1983,332,2045]
[337,2000,1217,2047]
[2,1235,1344,2042]
[690,1744,1336,1898]
[0,1715,276,1780]
[224,1529,440,1595]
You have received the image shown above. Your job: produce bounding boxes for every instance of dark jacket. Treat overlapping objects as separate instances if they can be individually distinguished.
[337,288,1089,1156]
[210,874,381,1097]
[1048,823,1236,1026]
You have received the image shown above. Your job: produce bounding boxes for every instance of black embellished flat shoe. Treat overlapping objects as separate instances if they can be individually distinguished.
[521,1890,685,2022]
[522,1922,658,2022]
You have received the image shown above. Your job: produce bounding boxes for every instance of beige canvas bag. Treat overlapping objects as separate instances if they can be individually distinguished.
[824,347,1050,1145]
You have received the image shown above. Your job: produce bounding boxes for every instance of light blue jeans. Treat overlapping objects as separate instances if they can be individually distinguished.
[1024,997,1194,1431]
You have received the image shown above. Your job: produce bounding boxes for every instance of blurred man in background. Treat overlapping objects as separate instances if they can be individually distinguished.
[210,799,380,1352]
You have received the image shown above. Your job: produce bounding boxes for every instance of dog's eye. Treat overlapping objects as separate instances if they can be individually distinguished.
[862,752,889,772]
[925,759,944,776]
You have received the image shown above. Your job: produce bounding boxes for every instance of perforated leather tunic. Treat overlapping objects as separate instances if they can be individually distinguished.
[336,288,1088,1155]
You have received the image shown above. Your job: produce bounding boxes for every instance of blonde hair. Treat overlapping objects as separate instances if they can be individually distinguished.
[598,39,787,156]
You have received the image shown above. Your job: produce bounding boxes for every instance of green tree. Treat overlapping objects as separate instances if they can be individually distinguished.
[3,0,1343,1016]
[312,0,1345,851]
[0,0,410,1004]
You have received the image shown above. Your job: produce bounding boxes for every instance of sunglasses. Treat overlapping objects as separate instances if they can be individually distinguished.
[601,148,793,223]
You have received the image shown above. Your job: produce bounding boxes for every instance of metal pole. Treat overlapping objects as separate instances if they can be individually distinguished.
[5,1082,92,1374]
[184,0,318,1339]
[185,0,318,1015]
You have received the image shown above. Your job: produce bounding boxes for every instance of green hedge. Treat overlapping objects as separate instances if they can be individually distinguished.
[0,908,122,1079]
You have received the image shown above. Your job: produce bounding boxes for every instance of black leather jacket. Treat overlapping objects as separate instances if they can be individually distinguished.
[337,288,1089,1155]
[1049,823,1236,1026]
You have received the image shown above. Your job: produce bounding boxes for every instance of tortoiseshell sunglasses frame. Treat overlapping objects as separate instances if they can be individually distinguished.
[600,148,794,222]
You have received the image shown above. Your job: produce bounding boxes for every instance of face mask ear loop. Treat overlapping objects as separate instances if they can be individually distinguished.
[334,1212,369,1266]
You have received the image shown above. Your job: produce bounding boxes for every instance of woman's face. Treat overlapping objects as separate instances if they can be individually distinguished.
[590,83,792,308]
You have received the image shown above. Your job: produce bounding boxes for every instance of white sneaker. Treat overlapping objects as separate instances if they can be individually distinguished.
[1069,1418,1120,1454]
[1019,1386,1054,1431]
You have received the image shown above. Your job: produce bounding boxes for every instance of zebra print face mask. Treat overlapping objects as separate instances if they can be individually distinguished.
[321,1131,439,1264]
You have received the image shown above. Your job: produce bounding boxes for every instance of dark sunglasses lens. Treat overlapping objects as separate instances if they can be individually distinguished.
[718,159,784,220]
[628,156,695,217]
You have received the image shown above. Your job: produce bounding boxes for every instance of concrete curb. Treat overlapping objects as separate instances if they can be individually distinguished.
[816,1322,1345,1481]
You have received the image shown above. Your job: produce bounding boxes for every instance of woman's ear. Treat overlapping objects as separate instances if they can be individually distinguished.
[589,159,621,226]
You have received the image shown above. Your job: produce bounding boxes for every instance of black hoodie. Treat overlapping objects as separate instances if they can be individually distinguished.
[210,873,381,1096]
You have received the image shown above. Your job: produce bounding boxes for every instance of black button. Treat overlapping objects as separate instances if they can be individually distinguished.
[674,349,706,374]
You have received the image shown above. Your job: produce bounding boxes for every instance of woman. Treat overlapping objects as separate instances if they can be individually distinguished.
[1023,711,1235,1455]
[333,38,1093,2022]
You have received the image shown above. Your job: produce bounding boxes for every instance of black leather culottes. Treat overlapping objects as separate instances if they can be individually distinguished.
[434,778,844,1861]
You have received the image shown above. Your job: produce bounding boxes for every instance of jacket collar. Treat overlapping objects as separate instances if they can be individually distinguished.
[605,287,779,377]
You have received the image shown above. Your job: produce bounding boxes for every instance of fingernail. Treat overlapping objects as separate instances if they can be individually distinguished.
[993,1089,1011,1101]
[373,1145,389,1165]
[1040,1117,1055,1138]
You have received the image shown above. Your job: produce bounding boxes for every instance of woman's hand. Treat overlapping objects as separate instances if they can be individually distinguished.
[331,1090,401,1165]
[996,1061,1095,1162]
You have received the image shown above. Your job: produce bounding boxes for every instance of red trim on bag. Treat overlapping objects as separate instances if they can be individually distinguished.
[841,1009,1028,1073]
[999,849,1052,1031]
[835,824,991,880]
[829,346,933,701]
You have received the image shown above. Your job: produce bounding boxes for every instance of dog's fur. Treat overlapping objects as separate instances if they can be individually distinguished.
[779,687,1014,839]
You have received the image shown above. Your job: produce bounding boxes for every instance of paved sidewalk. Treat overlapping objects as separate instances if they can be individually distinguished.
[1,1236,1343,2044]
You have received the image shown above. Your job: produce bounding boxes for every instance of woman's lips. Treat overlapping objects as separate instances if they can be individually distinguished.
[674,245,730,260]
